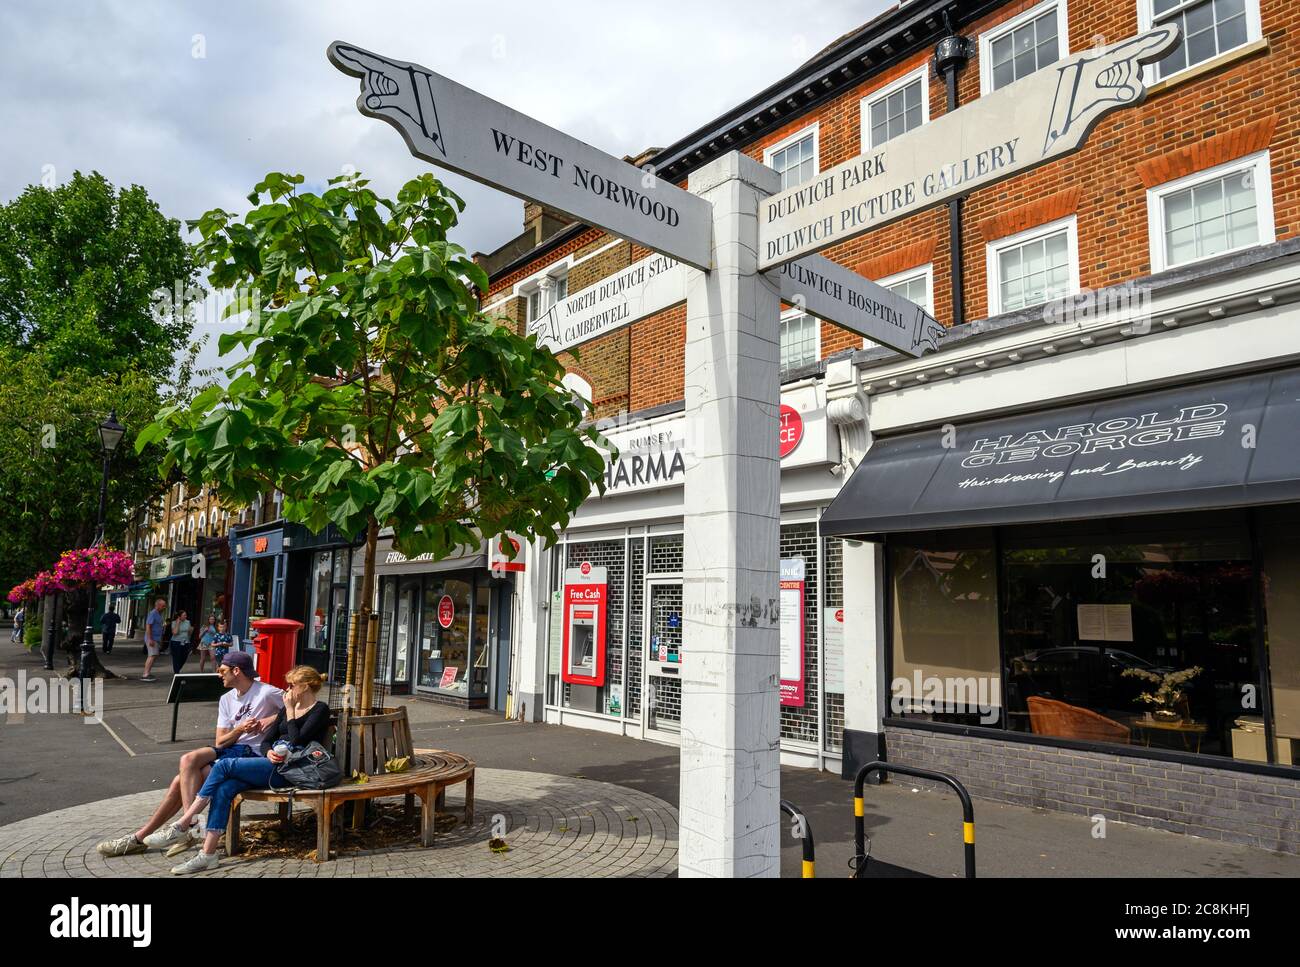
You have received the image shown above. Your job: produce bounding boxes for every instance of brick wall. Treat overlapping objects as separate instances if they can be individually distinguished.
[488,0,1300,409]
[886,725,1300,855]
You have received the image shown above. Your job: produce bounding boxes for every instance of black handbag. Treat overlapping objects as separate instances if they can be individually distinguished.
[275,741,343,790]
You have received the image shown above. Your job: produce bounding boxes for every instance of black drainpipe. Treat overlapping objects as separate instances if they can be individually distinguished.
[934,25,971,327]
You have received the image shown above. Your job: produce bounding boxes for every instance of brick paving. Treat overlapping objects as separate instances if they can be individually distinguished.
[0,768,677,878]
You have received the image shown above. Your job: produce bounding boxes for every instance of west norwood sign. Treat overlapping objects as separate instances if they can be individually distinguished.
[758,27,1180,269]
[330,23,1177,877]
[328,44,712,270]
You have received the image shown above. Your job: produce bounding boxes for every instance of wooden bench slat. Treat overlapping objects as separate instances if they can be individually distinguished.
[227,749,475,863]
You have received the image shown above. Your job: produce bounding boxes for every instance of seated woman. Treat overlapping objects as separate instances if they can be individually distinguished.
[169,665,330,874]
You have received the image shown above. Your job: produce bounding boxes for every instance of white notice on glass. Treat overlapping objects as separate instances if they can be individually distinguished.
[823,607,845,693]
[548,590,563,676]
[1077,603,1134,642]
[1103,604,1134,642]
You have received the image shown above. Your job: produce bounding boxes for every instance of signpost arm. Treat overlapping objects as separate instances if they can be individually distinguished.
[679,151,783,878]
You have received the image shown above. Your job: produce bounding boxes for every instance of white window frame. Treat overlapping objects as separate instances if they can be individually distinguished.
[985,214,1080,317]
[860,65,930,151]
[978,0,1071,95]
[763,123,821,190]
[779,306,821,374]
[1137,0,1262,85]
[522,267,569,323]
[1145,150,1274,273]
[868,263,934,348]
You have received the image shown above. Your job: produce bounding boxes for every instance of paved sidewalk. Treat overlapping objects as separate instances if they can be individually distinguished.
[4,642,1300,877]
[0,769,677,878]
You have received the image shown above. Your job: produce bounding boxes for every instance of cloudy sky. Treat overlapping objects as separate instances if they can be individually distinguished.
[0,0,887,372]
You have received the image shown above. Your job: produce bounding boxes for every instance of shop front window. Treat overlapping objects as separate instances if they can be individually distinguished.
[890,533,1002,727]
[249,559,271,625]
[419,577,471,693]
[309,551,331,650]
[469,583,491,699]
[887,513,1279,763]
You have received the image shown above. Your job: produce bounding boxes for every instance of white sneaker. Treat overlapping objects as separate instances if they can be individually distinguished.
[170,851,220,875]
[143,822,191,850]
[95,833,146,857]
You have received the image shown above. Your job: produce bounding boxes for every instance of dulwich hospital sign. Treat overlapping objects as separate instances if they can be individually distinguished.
[757,27,1180,270]
[530,250,944,357]
[328,43,713,270]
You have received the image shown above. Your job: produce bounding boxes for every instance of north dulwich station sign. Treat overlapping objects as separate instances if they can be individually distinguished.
[328,43,713,270]
[530,250,944,358]
[757,27,1180,270]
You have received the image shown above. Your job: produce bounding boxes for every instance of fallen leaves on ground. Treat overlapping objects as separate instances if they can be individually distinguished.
[237,802,461,861]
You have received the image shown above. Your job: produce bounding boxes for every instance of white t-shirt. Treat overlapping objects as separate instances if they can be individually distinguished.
[216,681,285,754]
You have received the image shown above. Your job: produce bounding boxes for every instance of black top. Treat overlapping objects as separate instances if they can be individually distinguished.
[264,701,331,749]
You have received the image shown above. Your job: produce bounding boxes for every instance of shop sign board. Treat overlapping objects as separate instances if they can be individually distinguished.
[779,558,806,707]
[823,607,844,693]
[757,27,1181,270]
[437,594,455,629]
[562,565,607,686]
[778,405,803,458]
[328,43,713,270]
[490,535,526,573]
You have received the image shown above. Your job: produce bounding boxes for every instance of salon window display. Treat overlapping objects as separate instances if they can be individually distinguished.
[888,511,1292,766]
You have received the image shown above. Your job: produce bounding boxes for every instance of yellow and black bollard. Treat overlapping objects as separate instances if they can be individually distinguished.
[779,799,816,878]
[853,762,975,878]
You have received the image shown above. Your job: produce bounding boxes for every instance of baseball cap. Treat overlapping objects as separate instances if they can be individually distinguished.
[220,650,257,677]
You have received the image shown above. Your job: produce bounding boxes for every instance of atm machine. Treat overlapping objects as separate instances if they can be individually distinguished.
[562,565,606,712]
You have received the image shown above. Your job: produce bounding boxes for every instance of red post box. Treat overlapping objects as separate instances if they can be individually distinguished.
[249,617,303,690]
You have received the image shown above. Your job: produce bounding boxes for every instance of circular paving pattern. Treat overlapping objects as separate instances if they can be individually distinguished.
[0,768,677,878]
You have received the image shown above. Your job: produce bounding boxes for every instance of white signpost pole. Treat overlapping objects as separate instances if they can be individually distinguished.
[329,26,1178,879]
[679,151,783,878]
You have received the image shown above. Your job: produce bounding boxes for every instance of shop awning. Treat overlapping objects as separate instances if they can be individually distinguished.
[821,366,1300,538]
[370,538,488,576]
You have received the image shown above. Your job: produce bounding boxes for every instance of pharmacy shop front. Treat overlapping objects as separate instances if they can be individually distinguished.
[534,384,850,769]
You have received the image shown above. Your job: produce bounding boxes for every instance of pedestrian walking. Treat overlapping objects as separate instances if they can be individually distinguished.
[141,598,165,682]
[100,608,120,654]
[196,613,217,672]
[169,610,193,675]
[11,606,24,643]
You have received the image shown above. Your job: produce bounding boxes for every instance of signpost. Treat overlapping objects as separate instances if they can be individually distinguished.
[330,23,1178,878]
[327,43,713,270]
[530,248,943,357]
[757,27,1180,269]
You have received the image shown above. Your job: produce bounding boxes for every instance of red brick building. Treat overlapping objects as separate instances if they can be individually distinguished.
[487,0,1300,853]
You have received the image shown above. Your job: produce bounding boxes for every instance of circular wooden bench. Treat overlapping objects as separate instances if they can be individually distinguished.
[226,748,476,863]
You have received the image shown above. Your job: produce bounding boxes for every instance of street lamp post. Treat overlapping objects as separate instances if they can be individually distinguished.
[78,410,126,684]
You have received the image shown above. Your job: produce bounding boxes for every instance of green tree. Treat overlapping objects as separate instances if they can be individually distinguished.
[141,172,609,703]
[0,347,180,593]
[0,171,200,376]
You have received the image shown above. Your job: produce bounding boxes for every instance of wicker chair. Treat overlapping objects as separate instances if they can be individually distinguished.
[1027,696,1131,744]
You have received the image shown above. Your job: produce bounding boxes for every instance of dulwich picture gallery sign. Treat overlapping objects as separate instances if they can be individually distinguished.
[758,27,1180,269]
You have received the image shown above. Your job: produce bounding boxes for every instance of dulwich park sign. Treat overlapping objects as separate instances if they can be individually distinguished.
[758,27,1180,269]
[329,23,1178,877]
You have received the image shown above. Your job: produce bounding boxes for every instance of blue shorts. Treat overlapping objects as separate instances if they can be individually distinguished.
[210,743,260,761]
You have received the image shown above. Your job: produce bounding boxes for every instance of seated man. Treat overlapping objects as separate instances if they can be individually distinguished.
[95,650,284,857]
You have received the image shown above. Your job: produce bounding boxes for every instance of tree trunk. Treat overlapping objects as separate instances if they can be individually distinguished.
[344,517,381,711]
[58,588,120,680]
